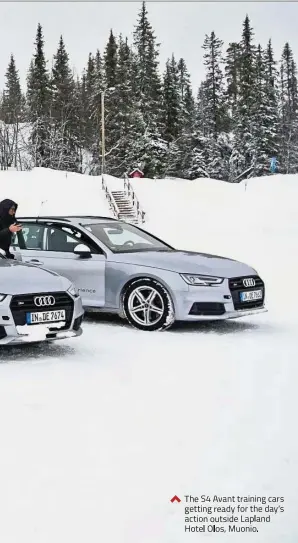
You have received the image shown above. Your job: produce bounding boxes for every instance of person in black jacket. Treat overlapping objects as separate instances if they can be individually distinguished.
[0,199,22,259]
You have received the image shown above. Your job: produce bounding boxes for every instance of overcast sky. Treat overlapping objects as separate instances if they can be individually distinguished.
[1,2,298,91]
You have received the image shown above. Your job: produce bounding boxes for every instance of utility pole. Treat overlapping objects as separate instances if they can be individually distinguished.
[101,90,105,182]
[100,87,116,183]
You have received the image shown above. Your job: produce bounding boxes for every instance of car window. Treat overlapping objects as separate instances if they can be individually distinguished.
[45,225,102,254]
[103,227,152,247]
[12,224,46,250]
[85,222,173,253]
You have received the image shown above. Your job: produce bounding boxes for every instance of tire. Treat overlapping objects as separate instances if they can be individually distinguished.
[123,278,175,331]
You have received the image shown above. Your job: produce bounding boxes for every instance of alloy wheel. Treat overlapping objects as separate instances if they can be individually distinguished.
[127,285,164,327]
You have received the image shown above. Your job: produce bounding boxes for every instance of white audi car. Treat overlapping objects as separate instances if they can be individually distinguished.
[0,250,84,345]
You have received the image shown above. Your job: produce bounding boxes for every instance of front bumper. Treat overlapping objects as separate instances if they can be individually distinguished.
[0,293,84,345]
[174,276,267,321]
[179,306,267,321]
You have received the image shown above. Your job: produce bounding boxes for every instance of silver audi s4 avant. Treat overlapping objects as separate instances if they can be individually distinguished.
[0,250,84,345]
[11,216,267,332]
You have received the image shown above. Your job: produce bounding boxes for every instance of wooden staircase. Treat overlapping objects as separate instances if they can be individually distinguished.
[101,174,145,224]
[111,191,139,224]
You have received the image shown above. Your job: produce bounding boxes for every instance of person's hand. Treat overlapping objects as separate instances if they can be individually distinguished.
[9,223,22,233]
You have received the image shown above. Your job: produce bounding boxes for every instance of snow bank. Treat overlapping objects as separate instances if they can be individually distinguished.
[0,167,112,217]
[129,174,298,250]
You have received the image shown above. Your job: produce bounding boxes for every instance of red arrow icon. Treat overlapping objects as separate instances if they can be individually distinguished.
[170,495,181,503]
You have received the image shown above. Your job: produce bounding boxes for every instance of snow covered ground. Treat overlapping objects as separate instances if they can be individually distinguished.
[0,169,297,542]
[0,167,111,217]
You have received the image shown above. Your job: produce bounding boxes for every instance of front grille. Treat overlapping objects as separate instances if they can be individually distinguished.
[228,275,265,311]
[10,292,74,330]
[189,302,226,316]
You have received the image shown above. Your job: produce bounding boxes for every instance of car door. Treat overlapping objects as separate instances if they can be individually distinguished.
[14,222,106,307]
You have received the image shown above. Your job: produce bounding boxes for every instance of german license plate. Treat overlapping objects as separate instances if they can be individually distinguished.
[26,310,66,324]
[240,290,262,302]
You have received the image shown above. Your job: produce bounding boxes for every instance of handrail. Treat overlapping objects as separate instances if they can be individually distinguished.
[123,173,146,223]
[101,175,120,219]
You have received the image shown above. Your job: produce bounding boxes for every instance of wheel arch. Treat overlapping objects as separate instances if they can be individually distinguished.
[119,273,177,317]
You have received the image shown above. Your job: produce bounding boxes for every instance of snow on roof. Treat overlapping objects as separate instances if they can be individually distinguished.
[129,168,144,175]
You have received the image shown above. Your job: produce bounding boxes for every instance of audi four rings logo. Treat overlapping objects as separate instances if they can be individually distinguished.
[34,295,56,307]
[243,278,255,288]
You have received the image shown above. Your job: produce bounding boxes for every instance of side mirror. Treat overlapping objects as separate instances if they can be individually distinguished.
[74,244,91,258]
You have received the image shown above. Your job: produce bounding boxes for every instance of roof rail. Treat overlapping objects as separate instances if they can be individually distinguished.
[18,216,71,222]
[18,215,117,221]
[65,215,117,220]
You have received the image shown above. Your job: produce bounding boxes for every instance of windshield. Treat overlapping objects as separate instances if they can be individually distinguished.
[84,222,174,253]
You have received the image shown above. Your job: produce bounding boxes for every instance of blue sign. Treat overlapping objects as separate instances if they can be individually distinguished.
[270,157,277,173]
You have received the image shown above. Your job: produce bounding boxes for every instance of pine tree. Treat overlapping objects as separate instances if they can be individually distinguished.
[185,84,209,180]
[110,35,135,175]
[201,31,229,179]
[232,15,257,179]
[225,42,241,128]
[177,58,195,134]
[163,55,180,143]
[279,42,298,173]
[84,53,96,148]
[165,58,195,177]
[81,51,104,175]
[51,36,79,171]
[251,45,271,175]
[196,82,209,139]
[133,2,162,121]
[0,55,26,169]
[202,31,226,139]
[93,49,104,116]
[26,23,52,167]
[264,40,279,157]
[88,50,104,174]
[75,73,89,172]
[252,40,279,175]
[94,34,135,176]
[132,2,166,176]
[51,36,75,122]
[104,30,118,88]
[102,30,120,173]
[2,55,25,124]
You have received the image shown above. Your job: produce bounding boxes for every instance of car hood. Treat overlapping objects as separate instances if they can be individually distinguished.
[0,260,70,295]
[111,250,257,278]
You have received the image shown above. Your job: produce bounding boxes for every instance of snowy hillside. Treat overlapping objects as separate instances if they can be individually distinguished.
[0,167,112,217]
[128,173,298,249]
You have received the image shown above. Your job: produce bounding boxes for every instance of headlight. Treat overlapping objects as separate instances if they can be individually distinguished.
[181,274,224,286]
[68,284,79,297]
[0,294,7,302]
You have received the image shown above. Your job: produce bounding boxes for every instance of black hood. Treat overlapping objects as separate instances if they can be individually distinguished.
[0,199,18,226]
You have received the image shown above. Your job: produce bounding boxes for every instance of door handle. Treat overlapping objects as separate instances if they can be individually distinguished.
[25,259,44,265]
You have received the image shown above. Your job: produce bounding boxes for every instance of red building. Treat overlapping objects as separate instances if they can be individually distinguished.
[129,168,144,179]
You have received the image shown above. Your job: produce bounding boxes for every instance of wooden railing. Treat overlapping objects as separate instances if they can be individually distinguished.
[123,173,146,223]
[101,175,120,218]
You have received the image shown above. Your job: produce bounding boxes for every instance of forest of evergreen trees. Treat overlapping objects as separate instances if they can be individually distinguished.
[0,2,297,181]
